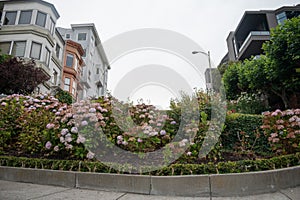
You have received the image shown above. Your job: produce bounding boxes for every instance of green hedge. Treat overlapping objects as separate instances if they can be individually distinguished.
[221,113,270,153]
[1,153,299,175]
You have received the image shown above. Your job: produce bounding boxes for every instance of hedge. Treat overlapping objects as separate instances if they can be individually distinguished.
[0,153,299,176]
[221,113,270,154]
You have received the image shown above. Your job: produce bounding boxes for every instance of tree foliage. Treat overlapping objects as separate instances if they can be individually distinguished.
[0,57,50,95]
[223,16,300,109]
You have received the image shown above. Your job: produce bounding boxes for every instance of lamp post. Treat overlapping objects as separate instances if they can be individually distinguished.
[192,50,212,90]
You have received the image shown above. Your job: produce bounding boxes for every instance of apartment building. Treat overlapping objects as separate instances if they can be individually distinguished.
[62,40,85,101]
[0,0,64,93]
[221,4,300,65]
[57,24,110,99]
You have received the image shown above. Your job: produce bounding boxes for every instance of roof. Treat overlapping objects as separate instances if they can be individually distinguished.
[1,0,60,18]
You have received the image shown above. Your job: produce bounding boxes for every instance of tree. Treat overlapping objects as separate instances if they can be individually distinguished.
[262,16,300,108]
[0,57,50,95]
[222,61,243,100]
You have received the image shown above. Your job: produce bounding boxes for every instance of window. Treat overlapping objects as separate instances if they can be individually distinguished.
[4,11,17,25]
[66,34,70,39]
[276,12,287,25]
[49,17,55,34]
[55,44,60,59]
[74,57,78,71]
[96,68,99,74]
[18,10,32,24]
[66,53,74,67]
[35,11,46,27]
[78,33,87,41]
[72,81,76,95]
[0,42,11,54]
[53,70,58,85]
[30,42,42,59]
[44,48,50,66]
[11,41,26,57]
[64,77,71,91]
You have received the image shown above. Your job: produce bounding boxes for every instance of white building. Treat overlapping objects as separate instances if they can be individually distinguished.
[0,0,64,93]
[57,24,110,99]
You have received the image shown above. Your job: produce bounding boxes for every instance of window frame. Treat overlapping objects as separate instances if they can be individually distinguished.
[30,42,42,60]
[64,77,71,92]
[66,53,74,67]
[4,11,17,25]
[11,41,26,57]
[35,11,47,27]
[0,41,12,54]
[18,10,32,25]
[78,33,87,41]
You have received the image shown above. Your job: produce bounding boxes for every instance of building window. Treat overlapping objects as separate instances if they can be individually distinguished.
[4,11,17,25]
[30,42,42,59]
[53,70,58,85]
[11,41,26,57]
[66,34,70,39]
[72,81,76,95]
[66,53,74,67]
[78,33,87,41]
[64,77,71,91]
[18,10,32,24]
[276,12,287,25]
[49,17,55,34]
[96,68,99,74]
[0,42,11,54]
[74,57,78,71]
[55,44,61,59]
[44,48,50,66]
[35,11,46,27]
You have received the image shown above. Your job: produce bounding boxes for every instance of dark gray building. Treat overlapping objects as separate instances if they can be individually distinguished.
[221,4,300,65]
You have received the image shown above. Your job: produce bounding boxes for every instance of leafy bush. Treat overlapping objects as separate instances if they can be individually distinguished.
[54,89,73,105]
[227,92,268,114]
[261,109,300,154]
[221,113,270,154]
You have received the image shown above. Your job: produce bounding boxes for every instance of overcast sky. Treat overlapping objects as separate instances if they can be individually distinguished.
[47,0,299,108]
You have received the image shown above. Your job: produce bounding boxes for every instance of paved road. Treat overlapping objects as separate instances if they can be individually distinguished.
[0,180,299,200]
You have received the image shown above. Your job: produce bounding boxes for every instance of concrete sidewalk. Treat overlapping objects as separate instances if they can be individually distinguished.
[0,180,299,200]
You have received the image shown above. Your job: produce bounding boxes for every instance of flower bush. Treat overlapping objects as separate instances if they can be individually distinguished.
[261,109,300,154]
[1,91,298,167]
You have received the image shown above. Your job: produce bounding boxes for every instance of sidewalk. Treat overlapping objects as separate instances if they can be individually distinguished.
[0,180,299,200]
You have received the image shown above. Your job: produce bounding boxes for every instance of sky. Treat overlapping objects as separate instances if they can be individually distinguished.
[47,0,299,108]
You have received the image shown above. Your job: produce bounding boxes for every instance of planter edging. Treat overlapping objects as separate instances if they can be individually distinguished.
[0,165,299,197]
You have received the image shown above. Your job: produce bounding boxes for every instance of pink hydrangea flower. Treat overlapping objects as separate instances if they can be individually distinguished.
[61,128,69,136]
[137,138,143,143]
[160,130,166,135]
[170,121,177,125]
[46,123,55,129]
[71,127,78,133]
[45,141,52,149]
[54,145,59,152]
[86,151,95,159]
[81,120,88,126]
[76,135,86,144]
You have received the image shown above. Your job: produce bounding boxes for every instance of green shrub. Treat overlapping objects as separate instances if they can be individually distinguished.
[54,89,73,105]
[221,113,270,154]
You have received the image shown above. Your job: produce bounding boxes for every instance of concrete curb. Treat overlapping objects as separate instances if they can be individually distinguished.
[0,166,299,197]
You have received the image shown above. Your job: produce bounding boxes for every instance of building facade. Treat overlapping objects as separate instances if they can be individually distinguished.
[57,24,110,99]
[0,0,64,93]
[221,4,300,64]
[62,40,85,101]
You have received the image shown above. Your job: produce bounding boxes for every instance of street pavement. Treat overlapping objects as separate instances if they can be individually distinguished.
[0,180,299,200]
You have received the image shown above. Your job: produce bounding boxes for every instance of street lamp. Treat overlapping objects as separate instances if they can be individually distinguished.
[192,50,212,90]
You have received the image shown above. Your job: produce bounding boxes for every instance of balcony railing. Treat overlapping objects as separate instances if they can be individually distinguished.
[239,31,270,53]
